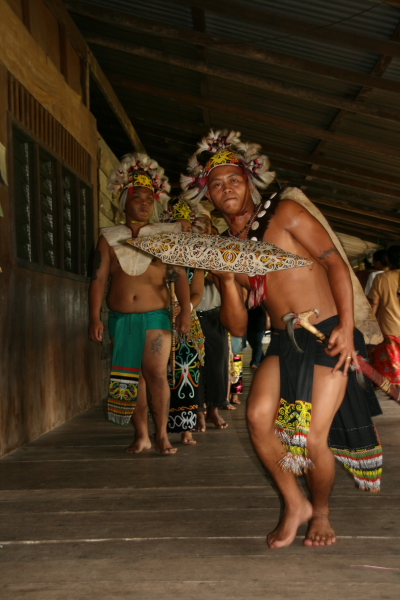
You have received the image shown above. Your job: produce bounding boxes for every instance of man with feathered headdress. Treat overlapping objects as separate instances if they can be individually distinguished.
[181,129,383,548]
[88,153,191,455]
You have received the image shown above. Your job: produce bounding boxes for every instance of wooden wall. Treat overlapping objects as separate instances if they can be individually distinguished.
[98,135,123,229]
[0,0,102,457]
[97,135,120,399]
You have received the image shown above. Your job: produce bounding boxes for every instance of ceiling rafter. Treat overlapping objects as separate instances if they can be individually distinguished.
[111,77,400,158]
[85,35,400,123]
[129,111,400,188]
[136,125,400,202]
[191,7,211,129]
[302,19,400,194]
[319,207,400,233]
[66,1,400,94]
[304,186,399,211]
[43,0,145,152]
[327,221,398,242]
[176,0,400,56]
[311,197,400,223]
[274,160,400,201]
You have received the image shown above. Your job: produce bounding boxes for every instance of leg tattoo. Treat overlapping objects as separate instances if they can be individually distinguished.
[147,391,158,427]
[151,333,163,355]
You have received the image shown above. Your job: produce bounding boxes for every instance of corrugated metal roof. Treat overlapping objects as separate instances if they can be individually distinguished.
[68,0,400,242]
[80,0,193,27]
[245,0,400,37]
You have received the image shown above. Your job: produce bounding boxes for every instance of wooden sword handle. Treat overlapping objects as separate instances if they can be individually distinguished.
[295,315,328,345]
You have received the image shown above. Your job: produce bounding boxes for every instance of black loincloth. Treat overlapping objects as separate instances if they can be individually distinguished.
[266,315,383,492]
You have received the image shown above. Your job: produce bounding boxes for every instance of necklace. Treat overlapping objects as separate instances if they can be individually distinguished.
[228,205,261,238]
[130,218,147,225]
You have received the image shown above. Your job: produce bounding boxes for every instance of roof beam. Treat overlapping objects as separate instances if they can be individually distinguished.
[129,111,400,188]
[43,0,145,152]
[112,77,400,158]
[66,1,400,94]
[88,53,145,152]
[275,160,400,201]
[381,1,400,8]
[177,0,400,57]
[302,20,400,194]
[313,197,400,224]
[317,207,400,234]
[303,187,398,214]
[329,222,397,243]
[85,35,400,123]
[191,7,211,130]
[306,186,398,211]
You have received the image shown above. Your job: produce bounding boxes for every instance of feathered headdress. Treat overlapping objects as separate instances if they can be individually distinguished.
[180,129,275,205]
[108,152,171,212]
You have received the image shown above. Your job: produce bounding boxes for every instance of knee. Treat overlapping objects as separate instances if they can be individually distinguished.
[247,402,274,434]
[306,430,329,458]
[142,369,167,386]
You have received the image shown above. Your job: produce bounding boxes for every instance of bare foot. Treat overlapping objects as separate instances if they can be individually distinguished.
[195,412,206,432]
[267,499,313,549]
[154,434,178,455]
[230,394,241,405]
[303,514,336,546]
[181,431,197,445]
[206,407,228,429]
[125,437,152,454]
[222,403,236,410]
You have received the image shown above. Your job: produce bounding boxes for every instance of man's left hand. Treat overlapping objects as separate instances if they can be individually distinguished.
[176,310,191,334]
[325,323,359,376]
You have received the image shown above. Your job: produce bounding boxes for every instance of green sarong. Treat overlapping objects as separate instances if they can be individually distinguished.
[107,309,171,425]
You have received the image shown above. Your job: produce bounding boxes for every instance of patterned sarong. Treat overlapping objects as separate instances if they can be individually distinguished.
[107,309,171,425]
[168,311,204,433]
[373,335,400,384]
[266,316,383,492]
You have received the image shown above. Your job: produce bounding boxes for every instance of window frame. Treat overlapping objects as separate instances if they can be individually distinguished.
[8,114,94,283]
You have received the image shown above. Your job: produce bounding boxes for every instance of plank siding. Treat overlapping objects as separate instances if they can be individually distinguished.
[0,0,102,457]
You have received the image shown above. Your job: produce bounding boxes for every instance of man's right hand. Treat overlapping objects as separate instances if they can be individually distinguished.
[89,319,104,342]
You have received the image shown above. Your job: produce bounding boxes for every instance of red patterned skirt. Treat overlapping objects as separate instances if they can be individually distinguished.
[373,335,400,384]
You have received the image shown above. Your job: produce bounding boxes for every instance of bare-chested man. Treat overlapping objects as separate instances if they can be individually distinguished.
[180,130,382,548]
[89,153,191,455]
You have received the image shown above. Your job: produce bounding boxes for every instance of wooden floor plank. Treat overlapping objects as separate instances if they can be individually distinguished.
[1,350,399,599]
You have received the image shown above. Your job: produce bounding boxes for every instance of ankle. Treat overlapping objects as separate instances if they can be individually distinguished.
[312,507,330,518]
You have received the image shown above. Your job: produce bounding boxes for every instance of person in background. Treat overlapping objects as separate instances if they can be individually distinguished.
[368,245,400,384]
[228,334,244,406]
[355,256,375,291]
[364,249,388,296]
[247,305,267,369]
[162,199,206,445]
[195,223,230,430]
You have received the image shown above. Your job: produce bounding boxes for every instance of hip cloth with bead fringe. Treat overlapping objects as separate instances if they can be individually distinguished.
[265,315,383,492]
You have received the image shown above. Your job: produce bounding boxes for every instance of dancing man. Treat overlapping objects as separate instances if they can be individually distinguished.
[181,130,382,548]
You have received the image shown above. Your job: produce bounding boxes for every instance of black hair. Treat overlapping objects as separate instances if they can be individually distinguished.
[363,257,373,270]
[387,245,400,269]
[373,249,387,267]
